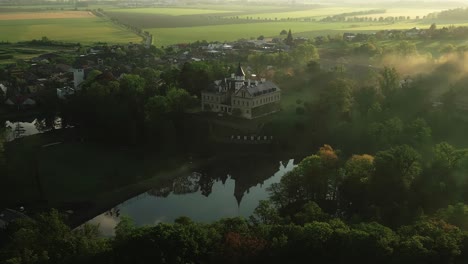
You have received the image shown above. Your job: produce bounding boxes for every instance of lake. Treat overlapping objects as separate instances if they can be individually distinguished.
[86,158,296,236]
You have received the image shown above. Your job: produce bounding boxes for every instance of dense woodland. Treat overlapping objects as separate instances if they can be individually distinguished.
[3,29,468,263]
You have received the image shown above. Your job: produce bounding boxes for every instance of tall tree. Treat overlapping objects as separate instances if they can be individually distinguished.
[285,29,293,45]
[379,67,399,97]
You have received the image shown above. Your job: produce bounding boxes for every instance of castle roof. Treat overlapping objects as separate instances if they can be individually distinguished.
[236,63,245,77]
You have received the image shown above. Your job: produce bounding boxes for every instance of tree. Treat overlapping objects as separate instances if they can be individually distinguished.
[144,95,169,123]
[379,67,399,97]
[374,145,421,191]
[285,29,293,45]
[293,201,328,225]
[371,145,421,225]
[179,61,213,96]
[280,29,288,35]
[404,118,432,147]
[119,74,146,96]
[1,210,108,264]
[166,87,195,113]
[291,43,319,65]
[432,142,465,170]
[319,78,354,116]
[340,154,374,216]
[249,200,281,225]
[437,203,468,230]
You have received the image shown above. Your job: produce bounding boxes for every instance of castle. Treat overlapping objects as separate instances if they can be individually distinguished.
[201,64,281,119]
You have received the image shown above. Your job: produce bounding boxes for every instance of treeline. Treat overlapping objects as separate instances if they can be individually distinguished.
[428,8,468,21]
[18,37,79,47]
[61,61,230,148]
[320,9,386,22]
[1,197,468,263]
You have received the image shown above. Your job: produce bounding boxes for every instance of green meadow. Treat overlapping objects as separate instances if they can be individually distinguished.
[147,20,468,47]
[0,17,141,44]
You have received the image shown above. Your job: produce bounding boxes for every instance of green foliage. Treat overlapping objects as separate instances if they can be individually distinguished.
[285,29,293,45]
[379,67,400,97]
[291,43,319,65]
[319,78,354,115]
[433,142,465,170]
[249,200,282,225]
[166,87,196,113]
[1,210,108,264]
[437,203,468,231]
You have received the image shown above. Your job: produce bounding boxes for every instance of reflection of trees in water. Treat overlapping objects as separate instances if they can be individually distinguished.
[34,116,61,132]
[198,173,214,197]
[147,158,285,205]
[13,123,25,139]
[104,207,121,218]
[172,172,201,194]
[147,186,172,198]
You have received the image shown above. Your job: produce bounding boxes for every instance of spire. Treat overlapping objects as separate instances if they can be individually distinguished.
[236,62,245,77]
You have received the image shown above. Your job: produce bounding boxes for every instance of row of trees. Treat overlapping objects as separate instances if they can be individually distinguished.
[2,199,468,263]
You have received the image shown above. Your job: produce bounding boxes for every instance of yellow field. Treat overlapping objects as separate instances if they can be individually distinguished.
[0,11,94,20]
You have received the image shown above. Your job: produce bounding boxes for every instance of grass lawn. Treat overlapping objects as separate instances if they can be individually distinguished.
[0,17,141,44]
[1,131,191,210]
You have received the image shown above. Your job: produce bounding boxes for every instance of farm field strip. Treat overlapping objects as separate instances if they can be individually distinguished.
[0,11,94,20]
[147,20,468,47]
[354,8,447,19]
[236,7,372,20]
[107,7,238,15]
[0,17,141,43]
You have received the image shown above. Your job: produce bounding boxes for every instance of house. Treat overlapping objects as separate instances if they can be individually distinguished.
[406,27,424,38]
[57,86,75,100]
[343,33,356,41]
[201,63,281,119]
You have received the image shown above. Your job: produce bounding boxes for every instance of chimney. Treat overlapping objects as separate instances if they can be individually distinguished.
[248,79,251,86]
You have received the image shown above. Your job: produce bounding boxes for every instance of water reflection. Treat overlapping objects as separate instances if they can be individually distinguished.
[87,159,295,236]
[5,116,64,141]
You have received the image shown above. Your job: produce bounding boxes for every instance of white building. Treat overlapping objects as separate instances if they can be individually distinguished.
[201,64,281,119]
[73,69,84,90]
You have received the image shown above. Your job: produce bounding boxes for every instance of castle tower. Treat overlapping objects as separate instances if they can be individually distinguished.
[234,63,245,91]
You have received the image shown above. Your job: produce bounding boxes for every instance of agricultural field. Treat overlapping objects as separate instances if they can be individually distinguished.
[0,3,467,46]
[108,7,237,16]
[0,8,140,44]
[0,11,94,20]
[146,19,468,47]
[103,4,459,46]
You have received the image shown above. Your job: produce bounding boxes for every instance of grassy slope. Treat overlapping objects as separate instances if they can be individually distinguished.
[1,131,189,208]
